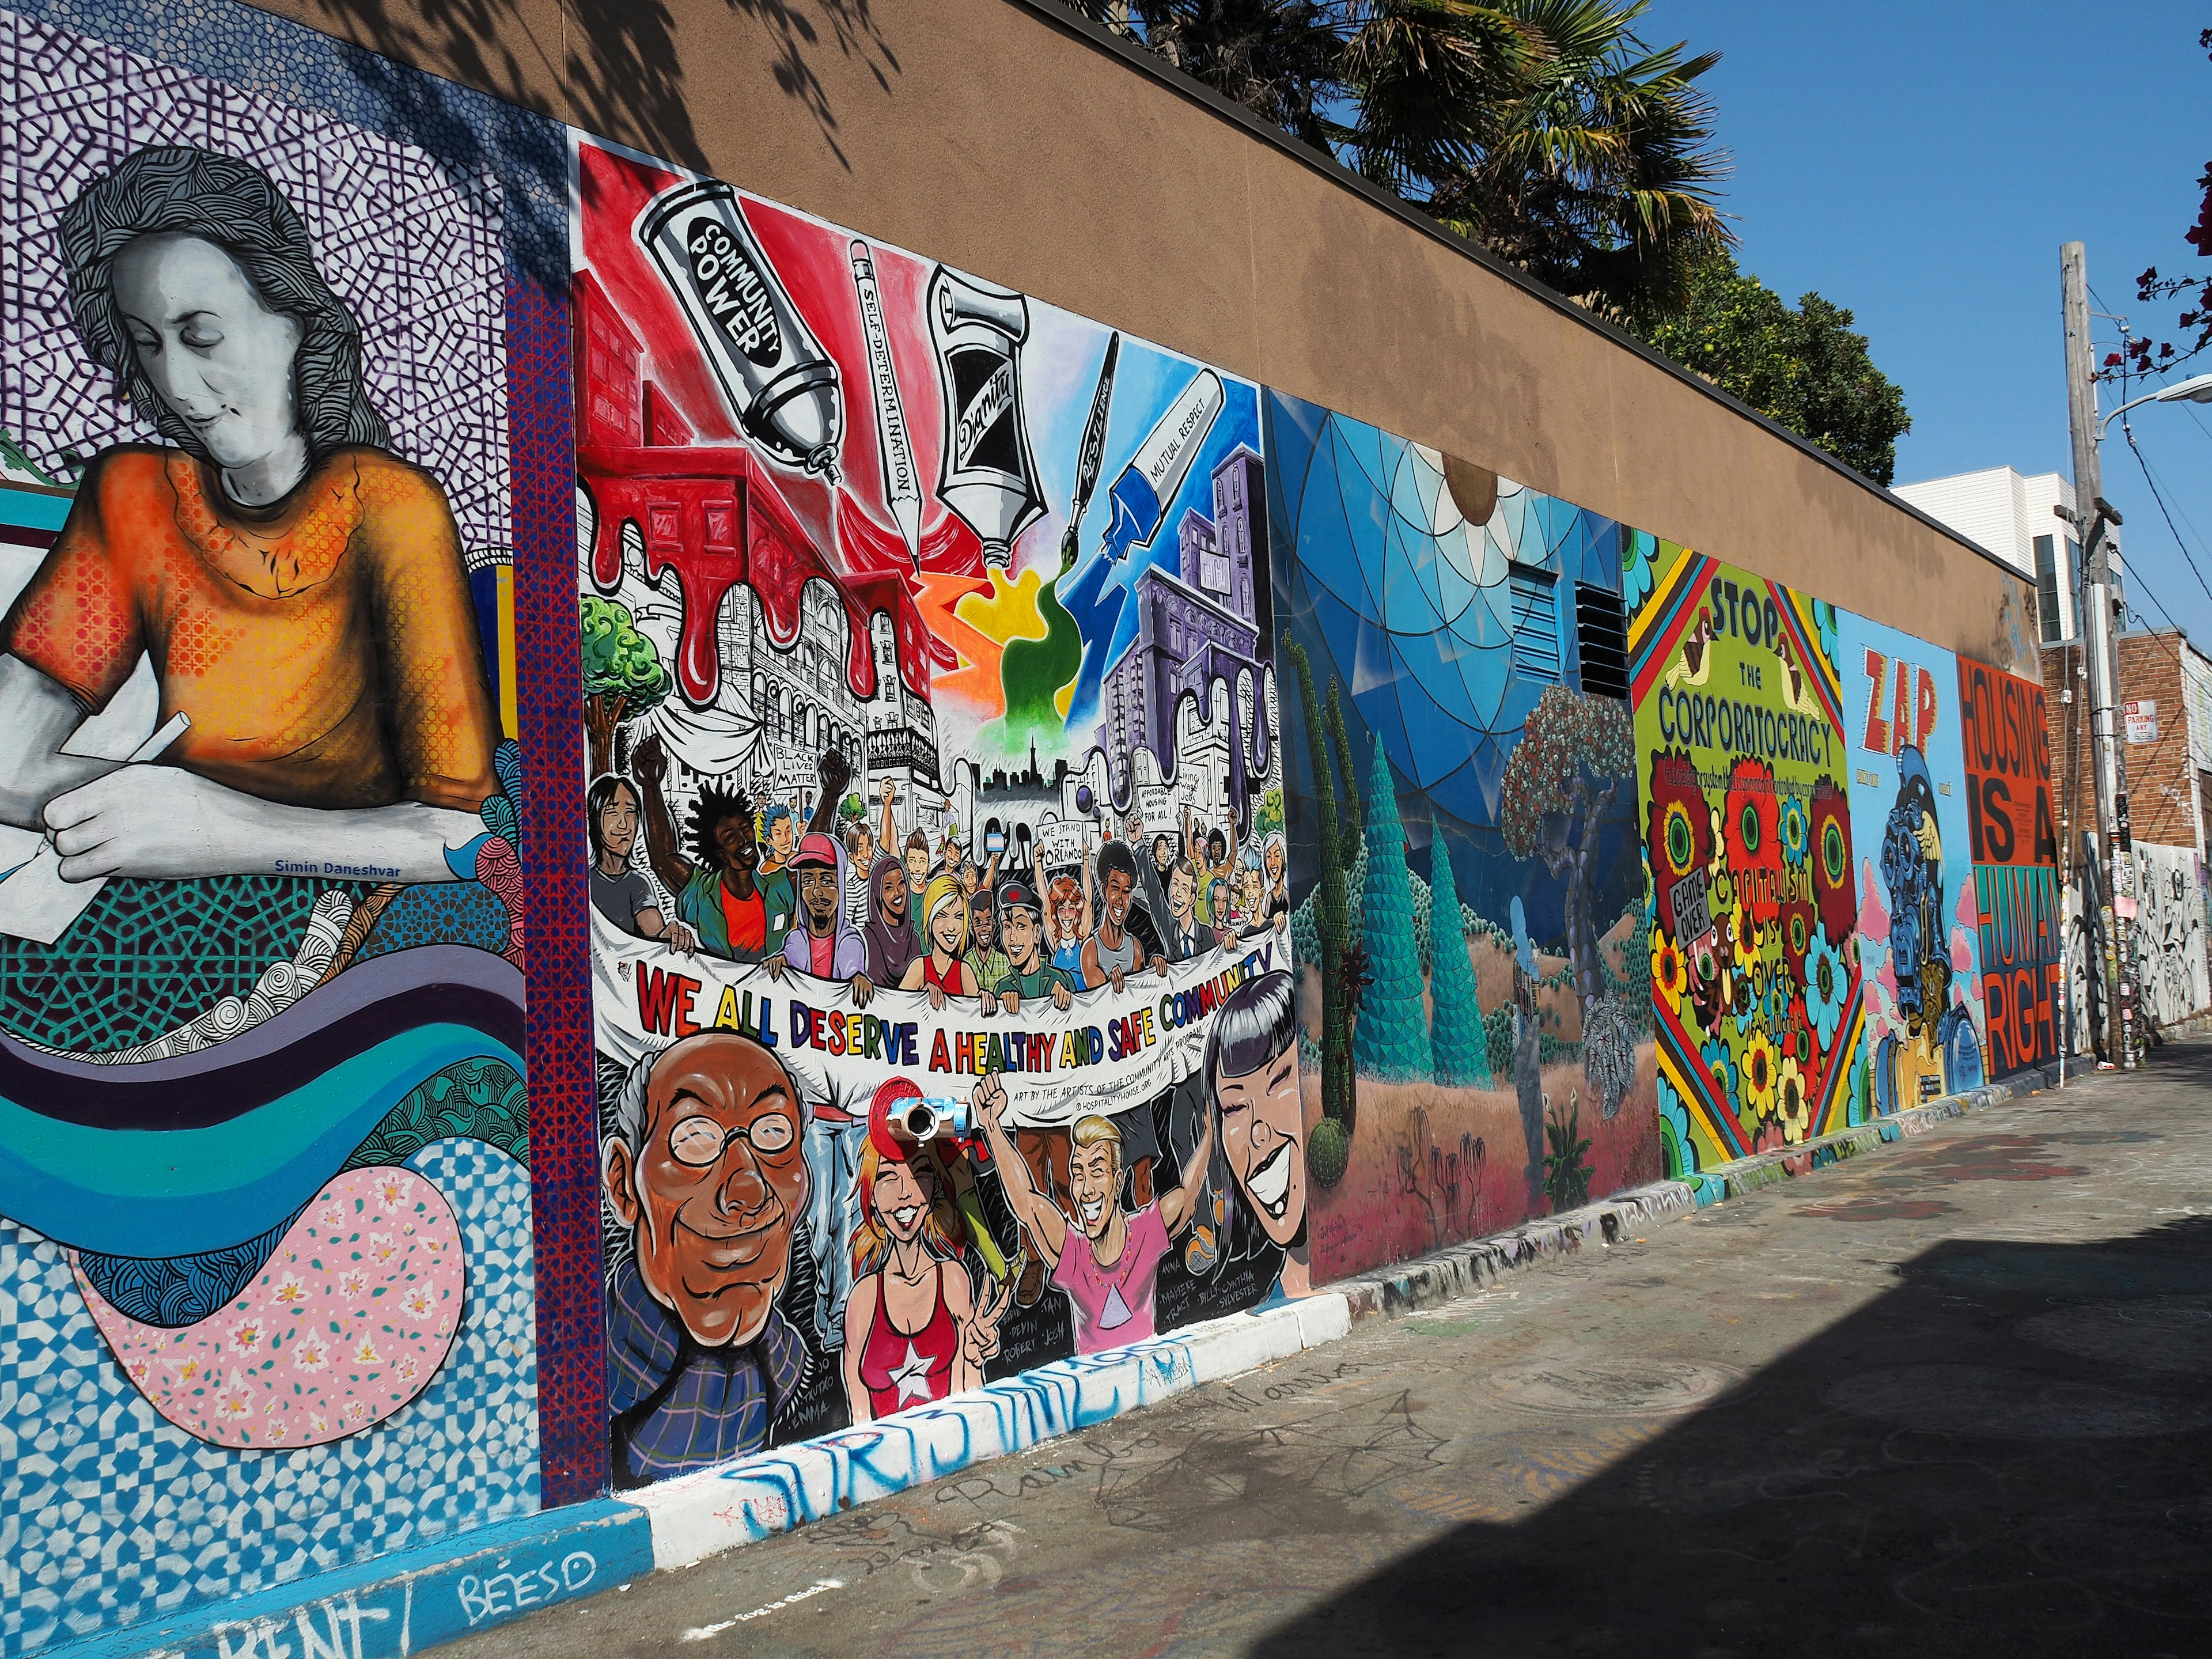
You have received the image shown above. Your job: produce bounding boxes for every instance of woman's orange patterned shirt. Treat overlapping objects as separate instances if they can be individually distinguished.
[2,445,499,813]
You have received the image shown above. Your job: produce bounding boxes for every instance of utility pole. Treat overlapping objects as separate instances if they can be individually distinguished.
[2061,241,2135,1067]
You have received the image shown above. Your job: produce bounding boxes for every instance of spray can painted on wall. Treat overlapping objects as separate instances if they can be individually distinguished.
[927,267,1044,566]
[849,241,924,571]
[638,180,843,480]
[1100,367,1224,563]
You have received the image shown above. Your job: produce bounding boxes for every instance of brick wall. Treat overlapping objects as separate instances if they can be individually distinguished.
[2041,630,2203,861]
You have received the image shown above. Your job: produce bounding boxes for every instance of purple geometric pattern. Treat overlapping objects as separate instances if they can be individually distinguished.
[0,9,510,568]
[509,266,608,1506]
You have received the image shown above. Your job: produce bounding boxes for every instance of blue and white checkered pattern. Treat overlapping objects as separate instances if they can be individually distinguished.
[0,1141,539,1658]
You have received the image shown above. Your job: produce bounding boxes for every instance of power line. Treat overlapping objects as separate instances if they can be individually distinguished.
[2120,419,2212,611]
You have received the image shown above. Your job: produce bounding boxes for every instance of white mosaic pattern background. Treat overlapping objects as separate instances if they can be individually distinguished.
[0,7,513,568]
[0,1139,539,1658]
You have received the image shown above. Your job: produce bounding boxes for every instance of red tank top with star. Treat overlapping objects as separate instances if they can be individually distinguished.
[858,1258,960,1417]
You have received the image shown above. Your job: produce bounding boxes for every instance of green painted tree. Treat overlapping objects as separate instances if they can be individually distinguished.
[1355,733,1434,1081]
[1283,636,1361,1174]
[1426,833,1489,1086]
[579,595,671,779]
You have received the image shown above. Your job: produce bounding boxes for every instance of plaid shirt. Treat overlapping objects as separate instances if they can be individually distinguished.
[606,1258,807,1484]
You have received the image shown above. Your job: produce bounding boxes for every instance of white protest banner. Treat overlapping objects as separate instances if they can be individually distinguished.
[591,906,1295,1130]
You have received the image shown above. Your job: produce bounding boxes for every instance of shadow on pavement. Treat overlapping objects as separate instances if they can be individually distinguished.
[1255,1092,2212,1656]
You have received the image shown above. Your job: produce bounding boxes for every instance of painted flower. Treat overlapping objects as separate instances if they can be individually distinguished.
[1806,931,1849,1049]
[376,1174,408,1213]
[1646,749,1712,933]
[226,1320,266,1358]
[271,1275,307,1309]
[355,1339,382,1366]
[1775,1055,1812,1143]
[1724,757,1782,925]
[1779,793,1810,869]
[266,1422,289,1444]
[1740,1031,1778,1120]
[337,1270,368,1301]
[217,1391,253,1421]
[396,1355,419,1384]
[1657,1071,1695,1181]
[345,1399,370,1423]
[1777,896,1814,978]
[1782,994,1813,1070]
[1810,777,1857,947]
[294,1339,328,1373]
[1698,1035,1739,1102]
[1811,599,1839,673]
[368,1233,399,1266]
[318,1201,345,1228]
[1622,529,1661,611]
[310,1414,329,1436]
[1654,938,1681,1013]
[403,1286,435,1321]
[175,1357,202,1384]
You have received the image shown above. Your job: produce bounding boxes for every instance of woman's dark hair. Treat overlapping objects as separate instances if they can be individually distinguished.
[587,774,638,864]
[1202,969,1304,1260]
[60,146,390,463]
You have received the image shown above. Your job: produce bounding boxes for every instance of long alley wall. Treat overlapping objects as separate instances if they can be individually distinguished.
[0,2,2144,1657]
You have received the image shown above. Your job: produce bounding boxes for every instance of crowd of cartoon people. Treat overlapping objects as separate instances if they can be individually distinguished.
[590,746,1304,1484]
[590,744,1291,1001]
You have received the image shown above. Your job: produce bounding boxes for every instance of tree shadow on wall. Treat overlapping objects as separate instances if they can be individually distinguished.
[1252,1210,2212,1654]
[314,0,897,180]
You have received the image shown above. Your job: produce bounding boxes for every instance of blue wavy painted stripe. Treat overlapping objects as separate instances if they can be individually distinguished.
[0,946,522,1253]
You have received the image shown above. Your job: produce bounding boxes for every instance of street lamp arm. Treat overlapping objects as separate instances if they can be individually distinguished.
[2097,372,2212,440]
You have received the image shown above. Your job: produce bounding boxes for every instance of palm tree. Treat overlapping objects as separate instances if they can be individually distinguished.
[1068,0,1730,319]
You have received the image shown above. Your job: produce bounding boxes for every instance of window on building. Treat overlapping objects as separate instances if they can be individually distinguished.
[1574,582,1631,700]
[1508,563,1563,684]
[2035,535,2063,643]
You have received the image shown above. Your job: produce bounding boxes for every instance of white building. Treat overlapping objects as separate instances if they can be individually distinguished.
[1892,465,2123,645]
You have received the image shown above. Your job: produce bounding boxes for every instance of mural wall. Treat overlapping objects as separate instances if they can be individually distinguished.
[1630,545,1861,1176]
[1267,397,1658,1279]
[0,0,2085,1642]
[1957,656,2066,1077]
[571,136,1306,1480]
[1839,613,1987,1112]
[2131,841,2210,1028]
[0,5,574,1653]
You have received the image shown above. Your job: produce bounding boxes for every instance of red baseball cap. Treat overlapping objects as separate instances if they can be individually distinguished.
[791,831,839,869]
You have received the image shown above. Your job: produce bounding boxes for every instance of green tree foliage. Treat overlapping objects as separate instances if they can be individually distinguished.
[1624,249,1912,484]
[1426,834,1490,1085]
[579,596,671,779]
[1075,0,1729,319]
[1354,733,1435,1080]
[1541,1090,1594,1211]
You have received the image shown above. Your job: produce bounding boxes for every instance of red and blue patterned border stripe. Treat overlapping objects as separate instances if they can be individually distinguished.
[508,265,608,1508]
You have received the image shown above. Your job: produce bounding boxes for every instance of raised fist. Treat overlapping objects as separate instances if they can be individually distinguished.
[632,733,668,787]
[819,748,852,797]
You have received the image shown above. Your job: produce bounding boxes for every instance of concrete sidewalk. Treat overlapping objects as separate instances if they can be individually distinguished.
[100,1053,2100,1659]
[435,1046,2205,1658]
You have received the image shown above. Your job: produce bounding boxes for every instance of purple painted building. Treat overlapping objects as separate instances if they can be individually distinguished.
[1097,445,1266,819]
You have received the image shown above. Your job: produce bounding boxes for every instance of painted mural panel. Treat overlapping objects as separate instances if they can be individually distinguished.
[1630,545,1859,1176]
[1267,395,1659,1280]
[0,7,555,1653]
[2131,842,2210,1027]
[1838,612,1987,1113]
[1956,656,2065,1076]
[571,136,1305,1484]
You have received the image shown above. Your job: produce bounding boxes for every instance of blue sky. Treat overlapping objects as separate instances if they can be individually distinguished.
[1666,0,2212,642]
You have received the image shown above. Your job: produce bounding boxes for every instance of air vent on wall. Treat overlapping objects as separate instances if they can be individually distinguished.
[1575,581,1630,700]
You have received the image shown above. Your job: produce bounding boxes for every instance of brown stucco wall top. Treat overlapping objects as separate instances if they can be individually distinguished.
[245,0,2037,675]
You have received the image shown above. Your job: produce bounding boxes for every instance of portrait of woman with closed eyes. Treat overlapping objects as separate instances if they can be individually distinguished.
[0,145,499,889]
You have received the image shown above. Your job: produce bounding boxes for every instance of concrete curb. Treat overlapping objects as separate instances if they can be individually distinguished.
[84,1501,653,1659]
[93,1062,2069,1657]
[634,1291,1353,1569]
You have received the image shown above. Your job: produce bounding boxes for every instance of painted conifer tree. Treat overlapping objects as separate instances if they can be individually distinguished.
[1427,834,1489,1086]
[1282,637,1361,1176]
[1355,733,1434,1080]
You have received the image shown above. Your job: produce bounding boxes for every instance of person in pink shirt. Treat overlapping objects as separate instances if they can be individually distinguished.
[971,1074,1213,1354]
